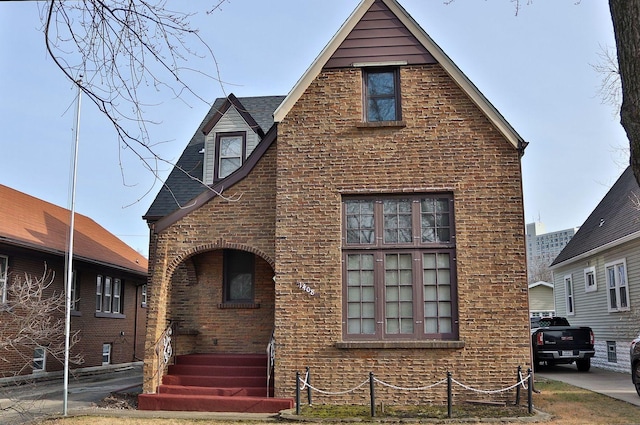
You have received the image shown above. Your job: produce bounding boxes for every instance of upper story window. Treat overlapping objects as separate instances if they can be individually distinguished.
[96,275,124,317]
[564,274,574,315]
[0,255,7,304]
[342,194,457,341]
[216,132,246,179]
[606,259,629,312]
[364,68,401,122]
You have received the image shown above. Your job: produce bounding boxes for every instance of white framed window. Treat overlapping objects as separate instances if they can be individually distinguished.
[70,270,79,311]
[102,343,112,365]
[112,278,121,314]
[141,284,147,308]
[564,274,574,315]
[215,132,246,179]
[584,266,597,293]
[96,275,124,314]
[104,277,112,313]
[96,275,103,312]
[0,255,7,304]
[33,346,46,373]
[606,259,630,312]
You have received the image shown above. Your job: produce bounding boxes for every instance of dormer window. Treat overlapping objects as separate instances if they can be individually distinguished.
[364,68,401,122]
[216,132,246,179]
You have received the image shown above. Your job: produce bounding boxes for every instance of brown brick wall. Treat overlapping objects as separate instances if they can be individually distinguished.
[0,244,147,378]
[272,64,530,403]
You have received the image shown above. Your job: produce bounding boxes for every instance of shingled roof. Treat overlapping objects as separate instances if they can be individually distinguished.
[144,95,285,221]
[0,185,147,275]
[551,166,640,267]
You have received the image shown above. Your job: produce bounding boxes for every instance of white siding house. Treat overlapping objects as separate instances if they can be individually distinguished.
[550,167,640,373]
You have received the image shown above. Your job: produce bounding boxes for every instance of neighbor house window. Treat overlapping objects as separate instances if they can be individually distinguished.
[33,347,46,373]
[606,259,630,312]
[96,275,124,315]
[70,270,79,311]
[223,249,255,303]
[584,266,597,293]
[564,274,574,315]
[343,194,457,340]
[102,343,112,365]
[0,255,7,304]
[141,284,148,308]
[216,132,246,179]
[364,68,400,122]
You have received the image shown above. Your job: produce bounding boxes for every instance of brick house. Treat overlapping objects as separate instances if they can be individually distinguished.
[142,0,530,408]
[0,184,148,378]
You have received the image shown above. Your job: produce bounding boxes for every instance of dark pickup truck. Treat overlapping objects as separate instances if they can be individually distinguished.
[531,317,595,372]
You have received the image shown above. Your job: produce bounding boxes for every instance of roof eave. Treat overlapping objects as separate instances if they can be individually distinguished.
[549,230,640,270]
[0,236,147,276]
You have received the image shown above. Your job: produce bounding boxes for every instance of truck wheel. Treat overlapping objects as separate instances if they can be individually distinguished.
[634,362,640,397]
[576,358,591,372]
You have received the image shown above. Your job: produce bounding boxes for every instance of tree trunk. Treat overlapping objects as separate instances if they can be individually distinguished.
[609,0,640,185]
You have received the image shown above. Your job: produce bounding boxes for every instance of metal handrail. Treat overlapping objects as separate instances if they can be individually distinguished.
[266,329,275,397]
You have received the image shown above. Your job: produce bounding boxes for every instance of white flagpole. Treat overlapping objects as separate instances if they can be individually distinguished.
[64,79,81,416]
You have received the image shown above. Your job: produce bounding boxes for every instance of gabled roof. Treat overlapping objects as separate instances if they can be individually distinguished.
[528,281,554,290]
[144,95,285,222]
[550,167,640,268]
[0,185,147,275]
[273,0,526,152]
[201,94,264,138]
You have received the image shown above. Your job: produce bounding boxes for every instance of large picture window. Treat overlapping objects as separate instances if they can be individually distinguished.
[343,194,457,340]
[606,259,630,312]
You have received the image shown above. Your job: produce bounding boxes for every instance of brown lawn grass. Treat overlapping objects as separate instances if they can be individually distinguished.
[35,379,640,425]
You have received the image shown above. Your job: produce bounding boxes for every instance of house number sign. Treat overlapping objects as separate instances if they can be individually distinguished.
[297,282,316,296]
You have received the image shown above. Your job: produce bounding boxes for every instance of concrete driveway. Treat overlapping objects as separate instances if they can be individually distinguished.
[536,364,640,407]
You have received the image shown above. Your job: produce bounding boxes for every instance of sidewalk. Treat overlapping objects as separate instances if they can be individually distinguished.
[536,364,640,407]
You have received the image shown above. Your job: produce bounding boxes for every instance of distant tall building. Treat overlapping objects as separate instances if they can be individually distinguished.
[526,222,578,282]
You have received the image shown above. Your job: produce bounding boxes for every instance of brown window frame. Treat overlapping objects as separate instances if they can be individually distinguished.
[215,131,247,180]
[363,68,401,122]
[223,249,255,303]
[342,194,458,341]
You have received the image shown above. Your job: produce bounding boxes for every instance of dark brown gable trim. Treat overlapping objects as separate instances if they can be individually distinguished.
[325,0,435,69]
[154,125,278,233]
[201,93,265,137]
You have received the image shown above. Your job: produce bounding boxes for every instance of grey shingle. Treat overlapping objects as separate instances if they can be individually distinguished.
[551,166,640,266]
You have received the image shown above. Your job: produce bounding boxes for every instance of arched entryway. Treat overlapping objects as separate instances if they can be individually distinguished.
[168,246,276,355]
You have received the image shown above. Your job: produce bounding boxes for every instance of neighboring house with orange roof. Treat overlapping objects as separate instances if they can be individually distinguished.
[0,184,148,377]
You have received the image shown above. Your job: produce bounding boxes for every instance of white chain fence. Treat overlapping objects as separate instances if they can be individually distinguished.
[295,367,534,418]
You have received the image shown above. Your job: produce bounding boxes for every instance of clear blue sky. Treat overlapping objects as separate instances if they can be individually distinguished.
[0,1,625,257]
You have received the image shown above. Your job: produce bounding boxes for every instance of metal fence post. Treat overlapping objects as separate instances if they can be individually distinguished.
[369,372,375,417]
[296,371,300,415]
[306,366,312,405]
[447,371,452,419]
[527,368,533,414]
[515,365,522,405]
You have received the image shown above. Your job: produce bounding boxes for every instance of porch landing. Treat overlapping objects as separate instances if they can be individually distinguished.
[138,353,294,413]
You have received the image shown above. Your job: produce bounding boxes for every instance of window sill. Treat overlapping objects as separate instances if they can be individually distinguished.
[71,311,82,317]
[335,340,465,349]
[217,303,260,309]
[95,312,126,319]
[356,120,406,129]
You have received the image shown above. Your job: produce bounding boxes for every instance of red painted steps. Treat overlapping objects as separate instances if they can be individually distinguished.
[138,353,293,413]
